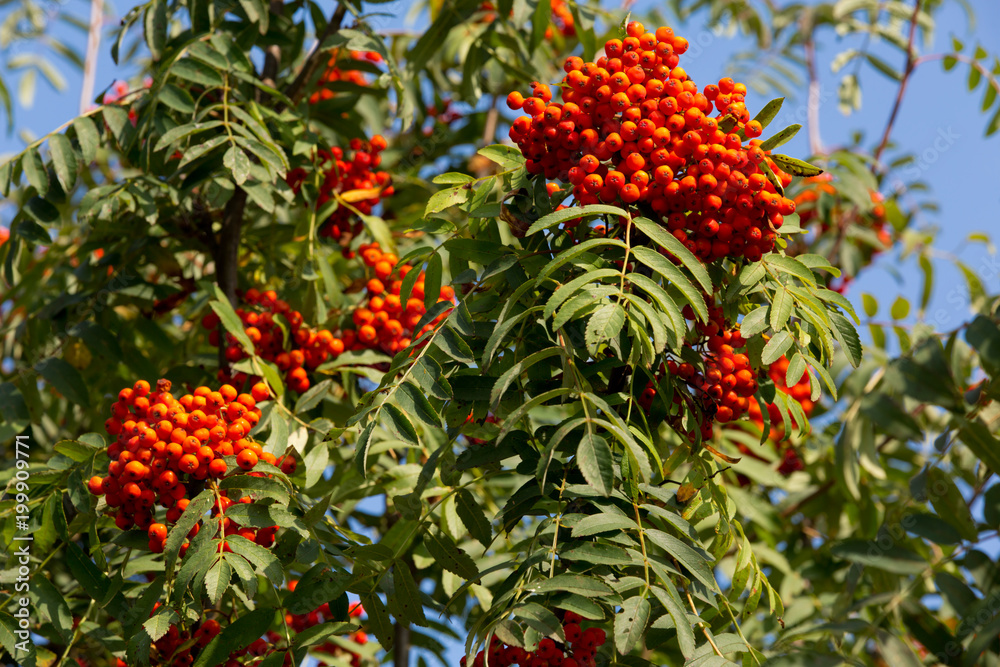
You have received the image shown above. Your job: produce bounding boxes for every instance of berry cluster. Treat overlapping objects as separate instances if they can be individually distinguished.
[87,379,295,554]
[203,288,345,393]
[734,355,813,477]
[639,307,754,441]
[309,50,384,104]
[284,582,370,667]
[131,597,363,667]
[460,612,606,667]
[507,21,797,262]
[285,136,392,248]
[350,242,456,355]
[792,173,891,292]
[479,1,576,38]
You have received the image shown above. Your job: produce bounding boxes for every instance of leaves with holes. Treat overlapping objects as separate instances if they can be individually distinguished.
[614,594,651,654]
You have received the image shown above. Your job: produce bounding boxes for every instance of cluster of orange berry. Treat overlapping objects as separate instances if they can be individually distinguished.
[733,354,813,477]
[639,308,754,440]
[792,173,891,293]
[308,50,383,104]
[507,21,796,262]
[86,379,295,554]
[479,0,575,38]
[461,612,606,667]
[352,242,456,355]
[283,583,370,667]
[285,136,392,248]
[203,287,345,394]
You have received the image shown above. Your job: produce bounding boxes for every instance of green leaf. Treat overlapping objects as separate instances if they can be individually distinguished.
[770,154,824,177]
[223,146,251,185]
[32,576,73,642]
[652,584,696,657]
[576,433,614,497]
[204,558,232,605]
[526,204,627,236]
[477,144,526,170]
[395,381,441,429]
[193,608,276,667]
[283,564,351,614]
[876,630,924,667]
[210,284,254,353]
[762,331,793,365]
[862,293,878,318]
[48,133,78,192]
[759,124,801,151]
[425,185,470,215]
[425,530,479,580]
[434,325,474,364]
[455,489,492,548]
[531,574,614,597]
[164,489,214,574]
[614,594,651,654]
[890,296,910,320]
[531,0,552,49]
[361,593,394,651]
[571,513,638,537]
[35,358,90,407]
[22,148,49,196]
[829,310,863,367]
[830,539,926,574]
[585,303,626,355]
[65,543,129,619]
[752,97,784,130]
[158,83,195,113]
[383,403,419,445]
[390,563,427,626]
[24,196,59,224]
[631,246,707,321]
[226,535,282,581]
[958,419,1000,476]
[644,529,718,592]
[354,422,375,476]
[171,58,224,87]
[770,285,793,331]
[741,305,769,338]
[144,0,167,59]
[491,347,562,408]
[632,217,712,293]
[925,468,977,541]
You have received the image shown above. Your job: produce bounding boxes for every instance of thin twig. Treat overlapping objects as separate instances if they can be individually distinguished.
[282,3,348,109]
[873,0,923,163]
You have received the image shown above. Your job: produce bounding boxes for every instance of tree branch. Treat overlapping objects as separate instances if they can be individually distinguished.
[80,0,104,114]
[215,189,247,368]
[259,0,284,100]
[873,0,923,164]
[282,2,348,109]
[393,617,410,667]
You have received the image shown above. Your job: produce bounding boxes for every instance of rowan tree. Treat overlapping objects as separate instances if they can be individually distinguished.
[1,1,1000,666]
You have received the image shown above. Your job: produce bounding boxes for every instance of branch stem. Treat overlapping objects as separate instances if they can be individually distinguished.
[873,0,923,163]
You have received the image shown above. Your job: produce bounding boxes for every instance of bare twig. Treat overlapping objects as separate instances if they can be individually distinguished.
[282,2,348,109]
[80,0,104,113]
[873,0,923,163]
